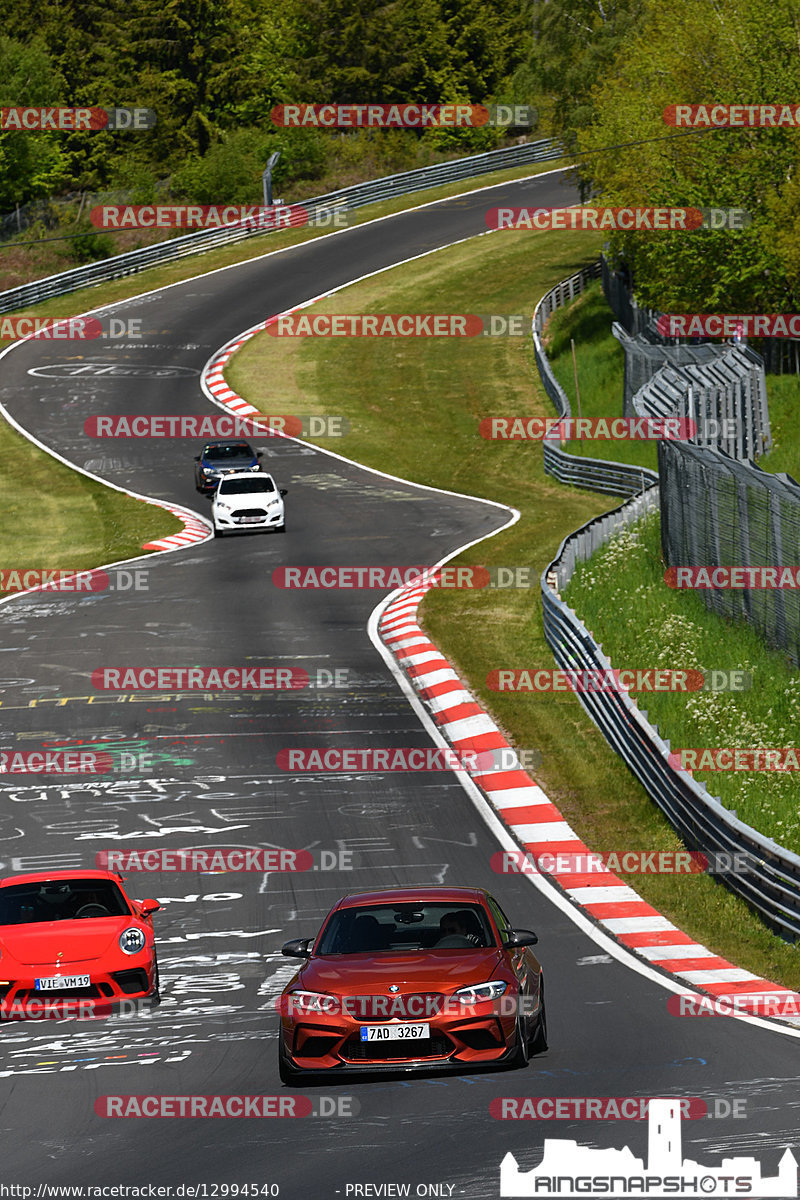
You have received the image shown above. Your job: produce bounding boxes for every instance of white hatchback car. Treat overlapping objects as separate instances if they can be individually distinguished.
[211,472,287,536]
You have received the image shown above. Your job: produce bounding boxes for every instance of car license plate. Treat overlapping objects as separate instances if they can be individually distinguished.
[35,975,91,991]
[239,516,263,524]
[360,1023,430,1041]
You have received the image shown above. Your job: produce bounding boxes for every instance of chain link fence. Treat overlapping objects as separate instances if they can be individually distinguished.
[659,439,800,666]
[602,254,800,376]
[627,339,771,460]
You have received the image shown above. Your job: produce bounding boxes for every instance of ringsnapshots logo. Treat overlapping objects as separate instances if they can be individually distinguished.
[485,207,750,232]
[498,1099,797,1198]
[271,103,535,128]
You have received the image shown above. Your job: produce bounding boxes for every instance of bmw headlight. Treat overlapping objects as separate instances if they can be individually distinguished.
[119,927,146,955]
[285,990,339,1015]
[454,980,507,1005]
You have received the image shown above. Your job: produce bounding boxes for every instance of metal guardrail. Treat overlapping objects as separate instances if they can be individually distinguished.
[541,499,800,941]
[0,138,563,316]
[542,443,655,496]
[535,263,800,937]
[532,260,658,496]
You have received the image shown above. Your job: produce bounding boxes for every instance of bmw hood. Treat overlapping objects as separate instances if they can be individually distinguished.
[297,949,503,994]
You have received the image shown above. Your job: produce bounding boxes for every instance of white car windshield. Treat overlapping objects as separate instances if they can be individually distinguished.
[217,477,275,495]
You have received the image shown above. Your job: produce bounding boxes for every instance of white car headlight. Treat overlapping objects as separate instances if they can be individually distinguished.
[215,502,232,512]
[285,990,338,1014]
[454,980,507,1005]
[119,927,146,955]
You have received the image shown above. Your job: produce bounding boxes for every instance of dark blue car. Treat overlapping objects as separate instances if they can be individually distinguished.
[194,439,263,493]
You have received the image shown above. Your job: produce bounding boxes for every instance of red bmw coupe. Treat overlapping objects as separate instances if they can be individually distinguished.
[277,885,546,1081]
[0,869,161,1019]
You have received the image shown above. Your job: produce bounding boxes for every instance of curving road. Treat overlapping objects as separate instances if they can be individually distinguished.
[0,168,797,1196]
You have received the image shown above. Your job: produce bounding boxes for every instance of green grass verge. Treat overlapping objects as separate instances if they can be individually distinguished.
[758,374,800,481]
[226,225,800,989]
[546,281,658,473]
[0,420,183,591]
[0,157,570,595]
[564,510,800,853]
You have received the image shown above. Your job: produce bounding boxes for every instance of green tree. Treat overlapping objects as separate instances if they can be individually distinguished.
[0,36,68,208]
[579,0,800,311]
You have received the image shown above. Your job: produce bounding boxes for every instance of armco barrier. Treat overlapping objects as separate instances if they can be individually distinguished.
[0,138,563,316]
[535,264,800,938]
[532,259,658,496]
[541,496,800,941]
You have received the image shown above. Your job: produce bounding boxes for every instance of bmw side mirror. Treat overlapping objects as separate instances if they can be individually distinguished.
[193,455,200,461]
[279,488,288,497]
[256,451,263,458]
[139,899,161,916]
[503,929,538,948]
[282,938,312,958]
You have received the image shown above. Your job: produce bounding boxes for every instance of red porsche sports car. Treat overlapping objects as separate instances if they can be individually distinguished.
[277,885,546,1081]
[0,869,161,1019]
